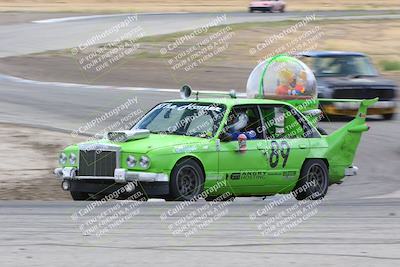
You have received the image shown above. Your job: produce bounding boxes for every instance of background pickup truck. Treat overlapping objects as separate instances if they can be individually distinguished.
[298,51,398,120]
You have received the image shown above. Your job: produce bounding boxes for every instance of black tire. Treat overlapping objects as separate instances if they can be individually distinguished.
[70,191,90,201]
[205,193,235,202]
[383,113,395,120]
[293,159,329,200]
[249,8,254,13]
[280,6,285,13]
[317,127,328,135]
[169,159,204,201]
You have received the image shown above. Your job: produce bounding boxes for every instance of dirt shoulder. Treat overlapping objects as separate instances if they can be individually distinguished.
[0,19,399,90]
[0,0,399,13]
[0,123,85,200]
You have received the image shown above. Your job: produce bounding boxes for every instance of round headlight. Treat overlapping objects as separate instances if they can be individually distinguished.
[127,155,137,168]
[139,155,150,169]
[69,153,77,165]
[59,152,67,165]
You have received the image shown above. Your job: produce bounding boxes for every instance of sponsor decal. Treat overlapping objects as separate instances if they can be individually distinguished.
[230,171,267,180]
[283,171,297,179]
[175,145,197,153]
[155,103,222,112]
[267,171,282,176]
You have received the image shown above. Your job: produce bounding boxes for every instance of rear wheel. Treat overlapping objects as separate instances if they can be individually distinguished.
[169,159,204,201]
[383,113,395,120]
[293,159,329,200]
[280,6,285,12]
[70,191,90,201]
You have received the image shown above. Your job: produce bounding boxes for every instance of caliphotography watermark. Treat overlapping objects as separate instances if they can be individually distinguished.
[249,181,323,238]
[160,180,234,237]
[249,14,316,55]
[71,14,145,80]
[71,96,139,137]
[70,181,147,238]
[160,14,235,72]
[69,97,143,152]
[248,14,325,63]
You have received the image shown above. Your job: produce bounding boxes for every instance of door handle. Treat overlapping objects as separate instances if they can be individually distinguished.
[299,144,307,149]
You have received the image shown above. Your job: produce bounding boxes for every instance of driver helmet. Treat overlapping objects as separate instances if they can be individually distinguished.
[228,113,249,132]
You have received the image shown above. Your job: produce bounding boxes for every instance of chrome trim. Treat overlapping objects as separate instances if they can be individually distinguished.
[62,167,77,179]
[54,167,63,178]
[54,167,168,183]
[77,143,121,172]
[345,166,358,176]
[334,101,396,110]
[78,143,121,151]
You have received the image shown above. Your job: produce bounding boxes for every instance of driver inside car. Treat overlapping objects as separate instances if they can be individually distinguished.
[226,112,257,141]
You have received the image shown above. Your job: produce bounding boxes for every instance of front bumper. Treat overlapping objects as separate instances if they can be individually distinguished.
[322,102,396,116]
[54,167,169,183]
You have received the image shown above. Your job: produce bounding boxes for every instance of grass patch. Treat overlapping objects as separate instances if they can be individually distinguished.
[380,60,400,71]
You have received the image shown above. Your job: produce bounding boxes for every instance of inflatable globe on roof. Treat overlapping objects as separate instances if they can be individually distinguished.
[246,55,317,99]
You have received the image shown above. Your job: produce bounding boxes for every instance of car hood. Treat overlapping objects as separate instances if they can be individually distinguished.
[318,76,397,88]
[78,134,210,154]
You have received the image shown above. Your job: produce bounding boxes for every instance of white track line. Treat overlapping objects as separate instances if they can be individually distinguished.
[32,12,189,24]
[0,73,232,94]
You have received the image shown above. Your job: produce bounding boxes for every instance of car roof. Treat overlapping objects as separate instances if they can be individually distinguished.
[167,97,290,107]
[298,50,366,57]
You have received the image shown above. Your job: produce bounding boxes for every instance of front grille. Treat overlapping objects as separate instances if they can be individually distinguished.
[332,88,395,101]
[79,150,116,177]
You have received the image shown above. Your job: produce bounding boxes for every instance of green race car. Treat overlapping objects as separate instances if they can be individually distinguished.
[54,91,377,201]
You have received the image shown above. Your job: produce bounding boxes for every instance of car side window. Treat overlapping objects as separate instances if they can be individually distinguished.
[222,105,264,140]
[259,105,317,139]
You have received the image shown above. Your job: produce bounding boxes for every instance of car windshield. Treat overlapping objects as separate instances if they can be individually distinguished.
[132,102,226,138]
[313,56,378,77]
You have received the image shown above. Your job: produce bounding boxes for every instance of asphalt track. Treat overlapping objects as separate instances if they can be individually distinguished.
[0,73,399,266]
[0,10,400,57]
[0,10,399,266]
[1,199,399,266]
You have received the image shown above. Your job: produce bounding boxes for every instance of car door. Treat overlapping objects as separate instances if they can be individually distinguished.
[258,104,315,193]
[218,105,270,196]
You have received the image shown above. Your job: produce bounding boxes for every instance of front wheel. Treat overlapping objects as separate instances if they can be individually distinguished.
[293,159,329,200]
[169,159,204,201]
